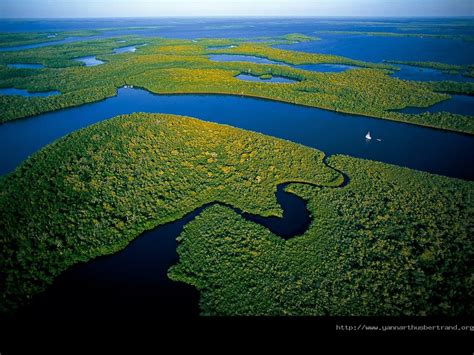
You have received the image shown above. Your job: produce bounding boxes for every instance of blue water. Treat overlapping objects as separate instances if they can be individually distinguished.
[0,36,102,52]
[1,87,473,180]
[2,18,473,37]
[208,54,287,66]
[236,74,297,83]
[276,34,474,65]
[399,95,474,116]
[113,45,138,54]
[392,64,474,83]
[1,17,474,319]
[210,55,360,73]
[207,45,237,50]
[74,56,105,66]
[7,63,45,69]
[296,63,356,72]
[17,181,311,320]
[0,87,60,97]
[1,18,472,66]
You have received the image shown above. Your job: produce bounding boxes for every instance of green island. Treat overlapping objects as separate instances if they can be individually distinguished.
[0,33,473,134]
[315,30,474,42]
[1,113,472,315]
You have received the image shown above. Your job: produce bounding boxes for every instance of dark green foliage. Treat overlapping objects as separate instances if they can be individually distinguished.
[0,113,340,312]
[0,34,472,133]
[170,156,474,316]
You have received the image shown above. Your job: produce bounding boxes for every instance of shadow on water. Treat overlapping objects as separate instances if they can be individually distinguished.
[16,160,348,320]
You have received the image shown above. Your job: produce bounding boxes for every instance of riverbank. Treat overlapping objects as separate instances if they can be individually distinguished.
[1,113,471,316]
[1,35,473,134]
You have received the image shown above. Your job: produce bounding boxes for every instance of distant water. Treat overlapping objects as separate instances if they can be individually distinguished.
[295,63,356,72]
[208,54,287,66]
[113,45,137,54]
[236,74,297,83]
[74,56,105,66]
[0,36,102,52]
[0,87,60,97]
[207,45,237,50]
[391,64,474,83]
[7,63,44,69]
[210,54,360,74]
[1,18,472,64]
[399,95,474,116]
[275,34,474,65]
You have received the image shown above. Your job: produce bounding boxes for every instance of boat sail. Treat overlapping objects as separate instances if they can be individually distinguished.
[365,131,372,140]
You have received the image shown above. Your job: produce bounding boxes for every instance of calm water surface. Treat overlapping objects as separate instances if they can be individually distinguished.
[2,17,473,319]
[236,74,298,83]
[0,87,60,97]
[7,63,44,69]
[1,87,473,180]
[74,55,105,66]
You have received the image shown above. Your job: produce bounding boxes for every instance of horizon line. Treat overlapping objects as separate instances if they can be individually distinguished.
[1,15,474,20]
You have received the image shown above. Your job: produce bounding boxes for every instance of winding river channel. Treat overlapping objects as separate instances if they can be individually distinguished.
[3,86,473,319]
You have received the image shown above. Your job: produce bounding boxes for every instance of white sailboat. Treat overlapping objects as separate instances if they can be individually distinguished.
[365,131,372,140]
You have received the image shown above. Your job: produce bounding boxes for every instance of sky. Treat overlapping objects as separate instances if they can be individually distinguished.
[0,0,473,18]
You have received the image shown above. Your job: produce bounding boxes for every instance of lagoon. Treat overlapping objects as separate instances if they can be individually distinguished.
[74,56,105,66]
[113,45,138,54]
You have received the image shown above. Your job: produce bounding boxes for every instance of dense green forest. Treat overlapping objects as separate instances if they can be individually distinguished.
[170,156,474,316]
[0,113,342,313]
[0,112,472,315]
[0,33,473,133]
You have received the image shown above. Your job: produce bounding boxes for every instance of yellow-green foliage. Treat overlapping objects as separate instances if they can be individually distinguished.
[0,35,473,133]
[0,113,341,312]
[169,156,474,316]
[207,43,394,69]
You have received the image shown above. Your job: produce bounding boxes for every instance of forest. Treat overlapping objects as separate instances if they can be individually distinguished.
[0,33,473,133]
[170,156,473,316]
[1,112,471,315]
[0,112,341,312]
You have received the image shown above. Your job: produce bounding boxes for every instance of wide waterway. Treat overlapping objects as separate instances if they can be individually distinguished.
[1,87,473,180]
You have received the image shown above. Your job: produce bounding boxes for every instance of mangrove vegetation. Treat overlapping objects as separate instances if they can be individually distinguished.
[0,112,341,313]
[0,33,473,133]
